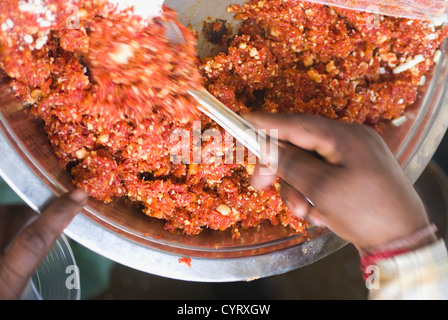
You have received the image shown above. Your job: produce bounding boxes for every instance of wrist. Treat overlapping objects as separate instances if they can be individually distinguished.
[358,223,438,279]
[358,224,437,279]
[358,223,438,256]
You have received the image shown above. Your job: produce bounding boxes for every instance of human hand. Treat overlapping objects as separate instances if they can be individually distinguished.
[0,189,88,300]
[244,113,435,254]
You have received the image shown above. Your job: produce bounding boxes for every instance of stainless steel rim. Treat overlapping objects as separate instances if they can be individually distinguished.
[0,1,447,281]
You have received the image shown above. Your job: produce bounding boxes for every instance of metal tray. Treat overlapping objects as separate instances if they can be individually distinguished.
[0,0,447,282]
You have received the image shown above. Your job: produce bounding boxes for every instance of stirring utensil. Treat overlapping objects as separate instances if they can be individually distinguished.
[162,20,268,160]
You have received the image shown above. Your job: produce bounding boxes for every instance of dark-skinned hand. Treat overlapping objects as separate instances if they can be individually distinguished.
[0,189,88,299]
[244,113,436,254]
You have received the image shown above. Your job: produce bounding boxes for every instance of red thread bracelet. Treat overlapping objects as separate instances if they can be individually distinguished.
[359,224,438,280]
[360,248,410,280]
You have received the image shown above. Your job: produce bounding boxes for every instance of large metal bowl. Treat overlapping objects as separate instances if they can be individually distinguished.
[0,0,447,282]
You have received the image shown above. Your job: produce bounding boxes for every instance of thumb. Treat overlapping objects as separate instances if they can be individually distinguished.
[0,189,88,299]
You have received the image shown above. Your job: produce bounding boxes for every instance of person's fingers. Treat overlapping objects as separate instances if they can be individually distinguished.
[250,162,277,190]
[0,205,36,252]
[0,189,88,299]
[250,133,336,199]
[243,112,351,164]
[307,206,327,227]
[266,140,336,199]
[278,180,310,219]
[278,182,326,228]
[244,112,350,200]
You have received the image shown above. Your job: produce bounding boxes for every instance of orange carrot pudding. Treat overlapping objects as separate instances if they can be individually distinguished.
[0,0,446,240]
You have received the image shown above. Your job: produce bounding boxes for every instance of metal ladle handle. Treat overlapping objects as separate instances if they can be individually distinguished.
[189,89,269,160]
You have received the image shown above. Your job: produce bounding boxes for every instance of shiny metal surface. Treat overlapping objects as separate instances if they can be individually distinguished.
[0,1,447,282]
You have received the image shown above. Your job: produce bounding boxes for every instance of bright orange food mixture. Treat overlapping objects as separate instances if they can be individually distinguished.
[202,1,448,126]
[0,0,447,240]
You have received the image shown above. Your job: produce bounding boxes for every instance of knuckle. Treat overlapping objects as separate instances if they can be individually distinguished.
[354,123,378,140]
[335,123,377,154]
[323,138,342,157]
[305,170,329,197]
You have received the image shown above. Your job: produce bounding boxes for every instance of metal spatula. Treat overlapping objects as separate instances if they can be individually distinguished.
[162,20,268,160]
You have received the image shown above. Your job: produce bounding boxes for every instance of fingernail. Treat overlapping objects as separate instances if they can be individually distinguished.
[308,214,325,227]
[250,170,276,190]
[285,200,307,218]
[69,189,89,204]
